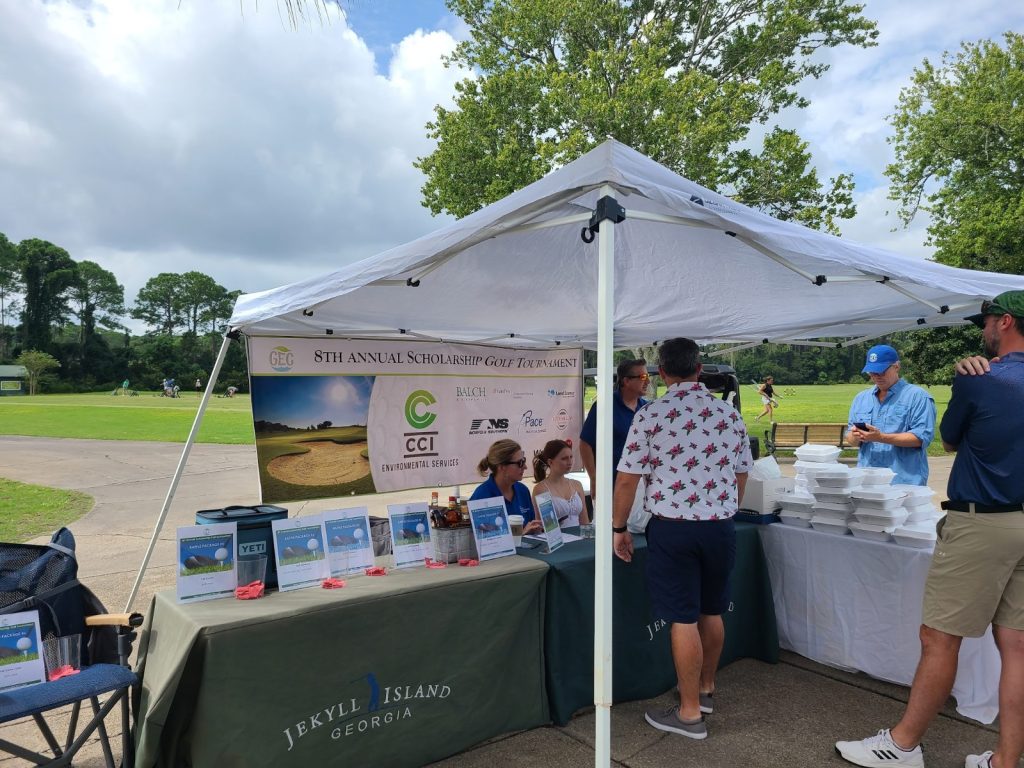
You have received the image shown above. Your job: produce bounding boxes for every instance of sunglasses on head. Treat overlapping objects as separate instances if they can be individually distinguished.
[503,458,527,469]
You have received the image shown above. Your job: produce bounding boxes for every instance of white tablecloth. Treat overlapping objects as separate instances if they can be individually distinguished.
[759,524,1001,723]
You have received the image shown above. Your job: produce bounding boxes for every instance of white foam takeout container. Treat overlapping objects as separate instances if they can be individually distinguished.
[891,484,936,508]
[849,488,907,511]
[853,508,909,527]
[905,504,943,524]
[778,495,816,513]
[809,516,850,535]
[793,460,846,478]
[794,444,842,463]
[812,505,853,521]
[779,510,813,528]
[892,524,937,549]
[811,468,864,490]
[859,467,895,486]
[848,520,896,542]
[810,487,856,505]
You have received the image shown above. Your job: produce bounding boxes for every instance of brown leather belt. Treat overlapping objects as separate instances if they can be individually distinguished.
[941,500,1024,514]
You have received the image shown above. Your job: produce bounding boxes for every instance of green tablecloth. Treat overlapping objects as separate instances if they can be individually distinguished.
[134,556,549,768]
[520,521,778,725]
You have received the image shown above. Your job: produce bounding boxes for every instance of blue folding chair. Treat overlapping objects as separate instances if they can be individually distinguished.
[1,530,143,767]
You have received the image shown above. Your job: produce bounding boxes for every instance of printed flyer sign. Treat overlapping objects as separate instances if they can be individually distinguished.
[467,497,517,561]
[247,338,582,502]
[272,517,328,592]
[322,506,375,576]
[0,610,46,693]
[387,503,432,569]
[533,492,565,554]
[176,523,238,603]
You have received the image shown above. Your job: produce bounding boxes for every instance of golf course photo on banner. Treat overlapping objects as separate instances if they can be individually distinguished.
[248,337,582,502]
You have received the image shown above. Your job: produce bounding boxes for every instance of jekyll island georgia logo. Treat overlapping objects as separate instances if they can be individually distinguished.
[404,390,437,429]
[282,672,453,753]
[269,346,294,373]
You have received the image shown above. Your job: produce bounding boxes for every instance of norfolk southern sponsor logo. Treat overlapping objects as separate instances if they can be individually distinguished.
[518,410,545,434]
[282,673,453,753]
[469,417,509,436]
[455,385,487,400]
[547,388,576,398]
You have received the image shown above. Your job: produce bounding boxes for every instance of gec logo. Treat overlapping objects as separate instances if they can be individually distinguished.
[405,390,437,430]
[269,346,294,373]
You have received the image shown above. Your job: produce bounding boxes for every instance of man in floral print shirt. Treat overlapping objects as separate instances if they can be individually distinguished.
[611,337,752,741]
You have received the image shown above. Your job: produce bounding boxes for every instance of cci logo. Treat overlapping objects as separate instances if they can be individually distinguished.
[269,345,294,373]
[405,390,437,430]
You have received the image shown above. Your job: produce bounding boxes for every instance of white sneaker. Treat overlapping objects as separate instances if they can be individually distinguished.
[965,752,993,768]
[835,729,925,767]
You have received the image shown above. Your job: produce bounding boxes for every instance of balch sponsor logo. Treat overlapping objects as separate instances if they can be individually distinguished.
[282,673,453,752]
[469,417,509,436]
[455,385,487,400]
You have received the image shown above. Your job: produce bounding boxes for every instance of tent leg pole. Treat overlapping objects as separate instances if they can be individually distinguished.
[594,186,616,768]
[124,334,234,612]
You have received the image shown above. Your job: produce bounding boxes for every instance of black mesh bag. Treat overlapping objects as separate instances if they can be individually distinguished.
[0,527,95,663]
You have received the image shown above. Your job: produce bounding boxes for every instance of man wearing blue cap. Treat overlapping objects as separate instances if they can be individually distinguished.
[846,344,936,485]
[836,293,1024,767]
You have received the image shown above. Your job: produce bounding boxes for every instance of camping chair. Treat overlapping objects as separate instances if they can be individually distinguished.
[0,529,144,767]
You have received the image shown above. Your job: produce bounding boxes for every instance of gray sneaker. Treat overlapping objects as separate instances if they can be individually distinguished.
[699,692,714,714]
[671,689,714,714]
[644,705,707,740]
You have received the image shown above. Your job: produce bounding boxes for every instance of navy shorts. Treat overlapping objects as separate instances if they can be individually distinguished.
[645,516,736,624]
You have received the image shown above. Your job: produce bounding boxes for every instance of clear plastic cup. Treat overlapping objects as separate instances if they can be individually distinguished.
[579,523,595,540]
[44,634,81,680]
[237,555,268,589]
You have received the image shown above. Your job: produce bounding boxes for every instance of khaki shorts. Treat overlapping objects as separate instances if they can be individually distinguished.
[922,510,1024,637]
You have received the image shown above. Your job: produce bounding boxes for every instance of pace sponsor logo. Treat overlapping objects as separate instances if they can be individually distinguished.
[547,388,576,398]
[281,672,453,753]
[455,384,487,400]
[269,346,295,373]
[469,417,509,436]
[553,409,570,431]
[517,410,545,434]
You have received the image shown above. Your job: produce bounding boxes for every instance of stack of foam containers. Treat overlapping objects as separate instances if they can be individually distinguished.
[891,484,941,548]
[791,444,859,535]
[778,444,843,529]
[847,467,904,542]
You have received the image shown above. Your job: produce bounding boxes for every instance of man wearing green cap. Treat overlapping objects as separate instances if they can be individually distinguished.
[836,290,1024,768]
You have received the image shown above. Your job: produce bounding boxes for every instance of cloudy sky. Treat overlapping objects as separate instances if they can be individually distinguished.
[1,0,1022,328]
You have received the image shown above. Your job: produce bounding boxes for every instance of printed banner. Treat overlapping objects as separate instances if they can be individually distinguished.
[248,338,582,501]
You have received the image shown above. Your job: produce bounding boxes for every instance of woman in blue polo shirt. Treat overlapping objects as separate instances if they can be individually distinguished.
[471,439,542,533]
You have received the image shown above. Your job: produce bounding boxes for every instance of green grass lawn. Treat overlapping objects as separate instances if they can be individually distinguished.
[0,477,93,542]
[0,392,255,443]
[585,382,953,456]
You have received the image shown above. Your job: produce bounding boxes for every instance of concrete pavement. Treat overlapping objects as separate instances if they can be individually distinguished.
[0,436,1005,767]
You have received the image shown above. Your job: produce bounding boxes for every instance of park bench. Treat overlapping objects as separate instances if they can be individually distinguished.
[763,422,850,456]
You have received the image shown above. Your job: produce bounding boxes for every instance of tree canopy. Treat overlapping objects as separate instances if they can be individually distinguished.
[417,0,877,231]
[887,32,1024,274]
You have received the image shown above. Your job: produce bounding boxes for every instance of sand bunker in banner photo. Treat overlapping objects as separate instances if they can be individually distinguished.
[266,441,371,485]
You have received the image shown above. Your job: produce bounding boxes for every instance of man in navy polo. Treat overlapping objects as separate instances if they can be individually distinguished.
[836,291,1024,768]
[847,344,935,485]
[579,358,648,503]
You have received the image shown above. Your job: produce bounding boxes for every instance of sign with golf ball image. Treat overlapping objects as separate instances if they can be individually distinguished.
[467,498,516,561]
[175,523,238,603]
[0,611,46,693]
[272,518,329,592]
[386,503,433,569]
[322,506,375,576]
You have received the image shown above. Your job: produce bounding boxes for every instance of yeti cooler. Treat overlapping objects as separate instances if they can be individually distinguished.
[195,504,288,587]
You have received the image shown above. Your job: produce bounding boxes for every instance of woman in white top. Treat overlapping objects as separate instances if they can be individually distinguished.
[531,439,589,529]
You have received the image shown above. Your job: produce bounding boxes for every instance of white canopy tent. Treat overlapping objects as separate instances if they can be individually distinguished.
[129,140,1024,766]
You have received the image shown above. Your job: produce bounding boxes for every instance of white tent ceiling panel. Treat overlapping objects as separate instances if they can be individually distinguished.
[229,140,1024,347]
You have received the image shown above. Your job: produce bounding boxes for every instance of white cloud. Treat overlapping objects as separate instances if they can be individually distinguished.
[0,0,468,320]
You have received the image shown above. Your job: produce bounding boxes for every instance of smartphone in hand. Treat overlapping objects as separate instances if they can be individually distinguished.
[854,421,868,431]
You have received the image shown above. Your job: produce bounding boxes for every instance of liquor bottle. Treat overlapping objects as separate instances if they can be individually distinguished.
[431,491,439,508]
